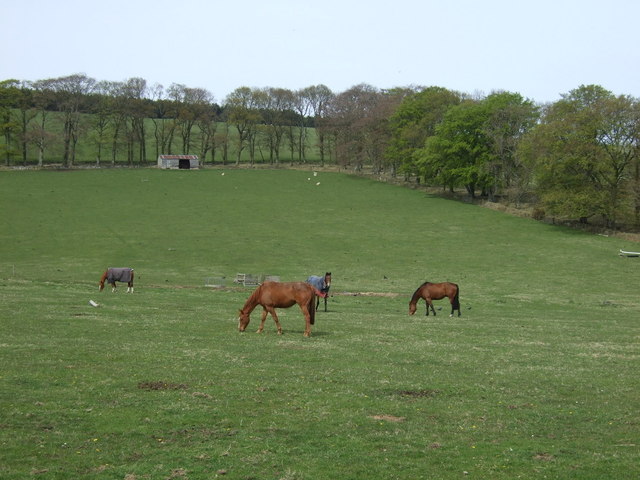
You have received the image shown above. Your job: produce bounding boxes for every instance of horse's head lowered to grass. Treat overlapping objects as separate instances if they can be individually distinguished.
[237,281,317,337]
[99,267,134,293]
[409,281,460,317]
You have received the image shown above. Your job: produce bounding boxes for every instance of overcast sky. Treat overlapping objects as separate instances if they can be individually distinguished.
[2,0,638,104]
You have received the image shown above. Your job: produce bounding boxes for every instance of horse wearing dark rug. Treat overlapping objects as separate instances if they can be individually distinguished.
[306,272,331,312]
[99,267,134,293]
[409,281,460,317]
[238,281,317,337]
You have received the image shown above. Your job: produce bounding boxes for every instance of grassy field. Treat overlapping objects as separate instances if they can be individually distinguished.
[1,168,639,479]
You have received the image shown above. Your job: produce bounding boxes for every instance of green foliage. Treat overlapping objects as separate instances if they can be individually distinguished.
[414,99,492,196]
[412,92,539,199]
[540,190,606,219]
[1,169,639,479]
[523,85,640,226]
[386,87,462,174]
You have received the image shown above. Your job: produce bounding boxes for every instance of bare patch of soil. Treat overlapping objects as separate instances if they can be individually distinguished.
[146,284,199,289]
[398,389,440,398]
[191,391,213,399]
[144,284,406,297]
[336,291,402,297]
[533,453,555,461]
[370,414,406,422]
[137,381,188,391]
[167,468,188,478]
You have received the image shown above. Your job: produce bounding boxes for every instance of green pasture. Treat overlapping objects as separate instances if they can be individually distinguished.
[1,168,639,479]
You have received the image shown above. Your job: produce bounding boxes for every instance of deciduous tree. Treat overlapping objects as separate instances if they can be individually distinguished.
[387,86,461,177]
[49,73,95,166]
[0,79,20,165]
[523,85,640,227]
[225,87,262,165]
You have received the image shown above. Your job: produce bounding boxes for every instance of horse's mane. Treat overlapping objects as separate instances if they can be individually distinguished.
[241,284,263,312]
[410,283,428,304]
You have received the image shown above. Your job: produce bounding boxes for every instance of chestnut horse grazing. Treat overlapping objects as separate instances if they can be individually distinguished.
[306,272,332,312]
[238,282,317,337]
[409,281,460,317]
[99,268,134,293]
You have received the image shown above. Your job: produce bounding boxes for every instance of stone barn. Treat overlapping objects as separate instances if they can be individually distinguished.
[157,154,199,169]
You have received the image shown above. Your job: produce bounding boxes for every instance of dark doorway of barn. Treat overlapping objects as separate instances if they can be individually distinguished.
[178,159,191,169]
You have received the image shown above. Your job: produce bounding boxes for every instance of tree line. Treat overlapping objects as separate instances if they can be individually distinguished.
[324,83,640,228]
[1,74,640,227]
[0,74,325,168]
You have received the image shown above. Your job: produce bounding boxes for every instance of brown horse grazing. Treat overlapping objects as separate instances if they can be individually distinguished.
[238,281,317,337]
[409,281,460,317]
[99,268,134,293]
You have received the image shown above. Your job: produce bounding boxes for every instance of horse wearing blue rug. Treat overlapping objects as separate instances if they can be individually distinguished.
[99,267,134,293]
[306,272,331,311]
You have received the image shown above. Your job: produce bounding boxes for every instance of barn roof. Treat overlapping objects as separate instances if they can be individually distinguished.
[158,155,198,160]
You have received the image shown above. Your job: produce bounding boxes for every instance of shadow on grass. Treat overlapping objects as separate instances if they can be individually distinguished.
[237,329,333,337]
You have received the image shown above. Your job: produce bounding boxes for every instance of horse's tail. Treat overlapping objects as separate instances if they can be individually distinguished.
[453,284,460,310]
[309,291,316,325]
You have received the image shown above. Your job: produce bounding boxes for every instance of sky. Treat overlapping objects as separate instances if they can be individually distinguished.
[2,0,639,104]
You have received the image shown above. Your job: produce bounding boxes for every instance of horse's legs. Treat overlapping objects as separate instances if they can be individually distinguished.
[426,299,436,316]
[111,283,116,293]
[299,305,312,337]
[323,295,328,312]
[315,297,320,312]
[257,307,282,334]
[268,308,283,335]
[127,281,133,293]
[257,308,269,333]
